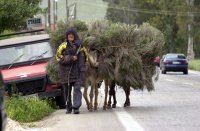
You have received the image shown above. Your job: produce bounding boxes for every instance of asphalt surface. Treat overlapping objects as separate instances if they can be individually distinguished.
[127,70,200,131]
[24,70,200,131]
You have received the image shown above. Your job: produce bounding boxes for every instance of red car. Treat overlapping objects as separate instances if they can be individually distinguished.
[0,34,65,108]
[0,71,6,131]
[154,56,160,67]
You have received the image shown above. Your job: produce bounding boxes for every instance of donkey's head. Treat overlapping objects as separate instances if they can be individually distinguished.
[88,50,99,68]
[84,37,100,68]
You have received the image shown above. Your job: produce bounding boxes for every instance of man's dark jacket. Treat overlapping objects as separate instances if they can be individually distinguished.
[56,28,86,85]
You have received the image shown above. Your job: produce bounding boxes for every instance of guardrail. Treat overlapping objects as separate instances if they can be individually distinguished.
[0,29,45,38]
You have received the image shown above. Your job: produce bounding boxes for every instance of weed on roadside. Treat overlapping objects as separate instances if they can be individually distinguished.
[5,96,55,123]
[189,59,200,71]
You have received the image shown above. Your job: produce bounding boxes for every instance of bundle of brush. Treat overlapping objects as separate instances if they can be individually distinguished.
[85,20,115,80]
[46,20,88,83]
[85,21,164,91]
[134,23,165,91]
[90,22,145,89]
[46,57,61,83]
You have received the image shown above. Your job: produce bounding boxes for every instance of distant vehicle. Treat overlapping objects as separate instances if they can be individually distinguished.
[160,53,188,74]
[0,34,65,108]
[0,71,6,131]
[159,55,166,69]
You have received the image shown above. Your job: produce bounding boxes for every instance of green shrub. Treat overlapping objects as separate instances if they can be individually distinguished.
[189,59,200,71]
[0,30,16,40]
[5,96,55,123]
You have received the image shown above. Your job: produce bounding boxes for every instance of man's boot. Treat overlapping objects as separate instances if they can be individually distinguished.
[66,101,72,114]
[73,108,80,114]
[65,84,72,114]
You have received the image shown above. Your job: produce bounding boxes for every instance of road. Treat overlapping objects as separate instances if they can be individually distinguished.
[16,70,200,131]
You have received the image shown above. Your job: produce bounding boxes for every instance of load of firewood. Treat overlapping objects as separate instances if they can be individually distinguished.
[46,20,165,91]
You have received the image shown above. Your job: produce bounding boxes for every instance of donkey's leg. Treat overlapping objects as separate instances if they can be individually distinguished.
[94,83,99,110]
[111,81,117,108]
[107,80,115,108]
[107,93,112,109]
[103,80,109,110]
[123,87,130,107]
[89,83,94,111]
[83,86,90,110]
[112,89,117,108]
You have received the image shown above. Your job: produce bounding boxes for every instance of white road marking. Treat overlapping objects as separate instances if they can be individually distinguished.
[113,103,145,131]
[189,70,200,75]
[182,82,193,86]
[165,79,174,82]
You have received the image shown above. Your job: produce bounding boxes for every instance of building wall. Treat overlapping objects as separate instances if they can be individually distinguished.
[38,0,108,27]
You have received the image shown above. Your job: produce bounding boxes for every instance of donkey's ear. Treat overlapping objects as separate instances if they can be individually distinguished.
[83,36,96,48]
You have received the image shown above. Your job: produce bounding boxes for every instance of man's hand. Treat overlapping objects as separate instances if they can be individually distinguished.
[72,56,77,61]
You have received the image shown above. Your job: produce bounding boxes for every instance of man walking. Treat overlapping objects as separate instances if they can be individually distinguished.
[56,28,86,114]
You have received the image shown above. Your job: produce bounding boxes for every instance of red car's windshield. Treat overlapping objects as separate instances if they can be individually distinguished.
[0,41,53,66]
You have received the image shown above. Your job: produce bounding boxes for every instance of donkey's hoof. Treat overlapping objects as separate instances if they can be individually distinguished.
[107,104,111,109]
[103,106,106,110]
[89,108,94,112]
[94,106,98,110]
[124,103,130,107]
[112,104,116,108]
[89,105,94,111]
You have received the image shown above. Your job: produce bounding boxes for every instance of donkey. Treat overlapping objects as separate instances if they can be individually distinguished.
[82,37,113,111]
[83,49,101,111]
[82,43,130,110]
[106,65,160,108]
[107,81,131,108]
[83,50,113,111]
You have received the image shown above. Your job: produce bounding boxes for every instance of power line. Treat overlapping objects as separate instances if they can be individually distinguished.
[78,1,200,17]
[108,6,198,17]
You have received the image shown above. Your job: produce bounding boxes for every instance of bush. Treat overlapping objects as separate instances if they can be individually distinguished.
[0,30,16,40]
[5,96,55,123]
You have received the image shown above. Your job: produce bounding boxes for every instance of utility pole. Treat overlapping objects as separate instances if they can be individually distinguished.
[44,8,48,29]
[56,0,58,22]
[53,0,58,30]
[66,0,69,21]
[53,0,56,30]
[48,0,51,28]
[187,0,195,60]
[74,3,77,20]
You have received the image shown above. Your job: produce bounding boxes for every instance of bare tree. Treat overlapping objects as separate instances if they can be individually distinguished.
[187,0,195,60]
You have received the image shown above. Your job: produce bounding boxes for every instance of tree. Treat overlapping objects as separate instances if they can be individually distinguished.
[176,0,200,58]
[0,0,41,33]
[103,0,195,56]
[105,0,200,58]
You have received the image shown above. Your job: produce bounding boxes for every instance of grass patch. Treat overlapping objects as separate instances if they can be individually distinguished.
[0,30,16,40]
[189,59,200,71]
[5,96,55,123]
